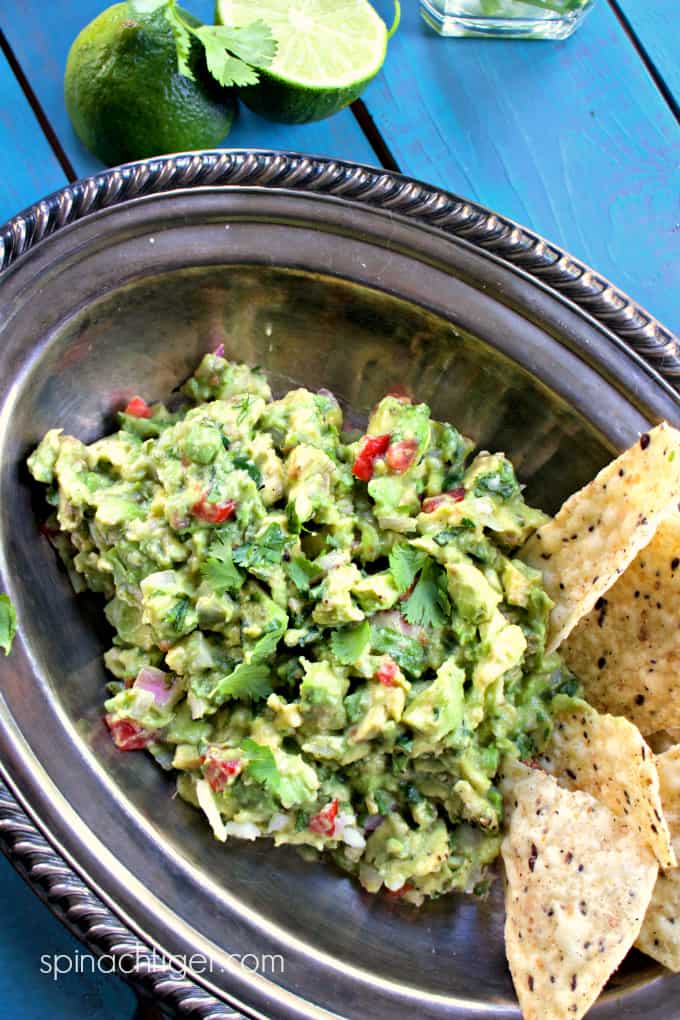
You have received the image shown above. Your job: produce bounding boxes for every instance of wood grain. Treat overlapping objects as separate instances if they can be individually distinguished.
[0,50,66,223]
[614,0,680,112]
[364,0,680,335]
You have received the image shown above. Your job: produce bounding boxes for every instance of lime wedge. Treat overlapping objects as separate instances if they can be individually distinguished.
[216,0,390,123]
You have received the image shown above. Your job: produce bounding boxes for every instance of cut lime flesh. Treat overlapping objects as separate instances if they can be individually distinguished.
[216,0,388,90]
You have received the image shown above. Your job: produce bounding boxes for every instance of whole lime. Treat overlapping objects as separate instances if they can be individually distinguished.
[64,2,236,165]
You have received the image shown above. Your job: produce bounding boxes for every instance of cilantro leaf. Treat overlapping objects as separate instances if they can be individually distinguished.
[473,460,520,501]
[211,662,272,704]
[232,453,261,486]
[204,22,278,66]
[389,543,426,594]
[370,624,426,677]
[164,3,195,80]
[242,738,280,794]
[286,555,319,592]
[433,519,476,545]
[201,535,244,592]
[248,614,288,663]
[168,595,190,632]
[233,524,287,572]
[162,2,277,89]
[402,560,450,629]
[194,32,259,88]
[0,594,17,656]
[331,621,370,665]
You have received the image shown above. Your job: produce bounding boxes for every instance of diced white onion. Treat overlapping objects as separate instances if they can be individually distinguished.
[225,821,261,840]
[195,780,227,843]
[267,813,289,834]
[341,827,366,850]
[316,550,350,572]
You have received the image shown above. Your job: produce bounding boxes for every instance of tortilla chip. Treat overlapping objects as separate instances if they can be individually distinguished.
[648,730,680,755]
[636,747,680,971]
[502,764,658,1020]
[539,705,676,870]
[522,423,680,653]
[561,514,680,735]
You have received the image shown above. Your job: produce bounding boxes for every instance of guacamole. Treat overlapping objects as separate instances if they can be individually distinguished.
[28,354,579,904]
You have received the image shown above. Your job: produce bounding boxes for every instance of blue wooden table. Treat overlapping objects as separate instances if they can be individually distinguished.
[0,1,678,1017]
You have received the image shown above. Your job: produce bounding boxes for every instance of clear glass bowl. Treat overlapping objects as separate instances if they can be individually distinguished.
[420,0,595,39]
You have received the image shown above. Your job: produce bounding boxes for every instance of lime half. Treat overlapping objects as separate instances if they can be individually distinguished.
[216,0,390,123]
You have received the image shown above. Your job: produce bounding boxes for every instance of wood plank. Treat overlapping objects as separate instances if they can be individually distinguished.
[613,0,680,112]
[0,51,66,223]
[0,853,138,1019]
[365,0,680,336]
[0,0,377,182]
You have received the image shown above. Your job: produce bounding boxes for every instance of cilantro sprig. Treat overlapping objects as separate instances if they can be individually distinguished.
[389,543,426,594]
[212,662,272,703]
[402,559,450,630]
[0,594,17,656]
[130,0,277,89]
[201,535,244,592]
[331,621,370,665]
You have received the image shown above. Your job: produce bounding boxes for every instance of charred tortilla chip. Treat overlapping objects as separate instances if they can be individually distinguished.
[539,704,676,870]
[522,423,680,653]
[561,514,680,735]
[502,764,658,1020]
[636,747,680,971]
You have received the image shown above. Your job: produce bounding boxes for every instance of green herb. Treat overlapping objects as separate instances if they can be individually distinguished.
[388,543,426,594]
[249,615,288,663]
[330,621,370,665]
[202,535,244,592]
[405,783,422,804]
[232,453,262,486]
[0,594,17,656]
[473,460,519,501]
[433,518,476,546]
[136,0,278,89]
[370,625,426,677]
[286,555,318,592]
[235,395,254,425]
[233,524,287,572]
[168,595,190,632]
[212,662,272,703]
[242,738,280,792]
[374,790,394,815]
[295,810,309,832]
[402,560,450,629]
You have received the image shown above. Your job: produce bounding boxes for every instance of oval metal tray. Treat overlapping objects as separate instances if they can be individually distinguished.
[0,150,678,1020]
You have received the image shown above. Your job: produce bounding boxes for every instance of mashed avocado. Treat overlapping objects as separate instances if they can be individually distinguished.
[28,354,579,905]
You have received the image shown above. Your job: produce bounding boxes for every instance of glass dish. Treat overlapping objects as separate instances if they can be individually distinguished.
[420,0,595,39]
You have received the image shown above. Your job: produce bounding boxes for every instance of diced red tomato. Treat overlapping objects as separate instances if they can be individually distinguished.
[385,438,418,474]
[124,396,152,419]
[375,659,399,687]
[421,487,466,513]
[308,798,339,837]
[385,883,414,899]
[104,715,156,751]
[191,495,236,524]
[352,434,391,482]
[204,757,242,792]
